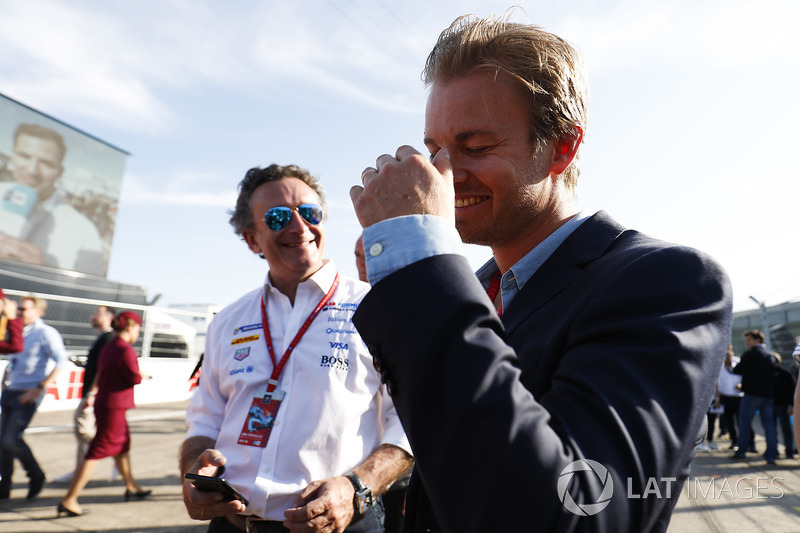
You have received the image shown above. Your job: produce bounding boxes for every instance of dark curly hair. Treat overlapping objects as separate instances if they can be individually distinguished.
[228,164,326,236]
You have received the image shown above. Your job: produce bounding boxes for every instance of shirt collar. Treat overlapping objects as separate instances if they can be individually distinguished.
[264,259,336,298]
[478,211,594,289]
[23,318,44,334]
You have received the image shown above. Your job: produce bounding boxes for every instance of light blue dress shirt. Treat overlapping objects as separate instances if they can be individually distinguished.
[6,319,67,390]
[363,211,594,312]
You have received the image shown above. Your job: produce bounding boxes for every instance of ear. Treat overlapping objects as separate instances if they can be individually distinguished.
[242,230,261,255]
[548,126,584,176]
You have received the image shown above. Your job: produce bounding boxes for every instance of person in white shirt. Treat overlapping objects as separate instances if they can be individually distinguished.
[716,345,745,450]
[180,164,413,533]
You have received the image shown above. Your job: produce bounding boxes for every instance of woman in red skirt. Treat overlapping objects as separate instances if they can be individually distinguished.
[58,311,151,517]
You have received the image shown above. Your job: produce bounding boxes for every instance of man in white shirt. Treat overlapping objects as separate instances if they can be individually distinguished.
[180,164,412,533]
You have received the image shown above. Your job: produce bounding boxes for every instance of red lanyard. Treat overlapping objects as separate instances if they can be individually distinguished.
[260,272,339,393]
[486,270,503,317]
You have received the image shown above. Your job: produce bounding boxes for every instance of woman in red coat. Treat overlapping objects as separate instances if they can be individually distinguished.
[58,311,151,517]
[0,288,24,354]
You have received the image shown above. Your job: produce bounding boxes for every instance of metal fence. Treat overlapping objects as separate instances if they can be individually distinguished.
[2,288,206,363]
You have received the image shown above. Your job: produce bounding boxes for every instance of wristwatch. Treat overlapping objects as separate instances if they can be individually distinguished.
[344,472,373,516]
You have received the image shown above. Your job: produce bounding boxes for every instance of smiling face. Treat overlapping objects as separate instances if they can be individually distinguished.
[243,177,326,295]
[11,133,64,201]
[424,71,572,259]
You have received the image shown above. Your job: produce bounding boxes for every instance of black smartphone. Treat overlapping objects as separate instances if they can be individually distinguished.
[185,466,250,506]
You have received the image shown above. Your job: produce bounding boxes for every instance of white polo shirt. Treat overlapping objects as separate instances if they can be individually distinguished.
[185,260,410,520]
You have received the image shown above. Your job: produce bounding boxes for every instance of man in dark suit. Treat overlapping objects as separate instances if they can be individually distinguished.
[349,14,733,533]
[732,329,778,462]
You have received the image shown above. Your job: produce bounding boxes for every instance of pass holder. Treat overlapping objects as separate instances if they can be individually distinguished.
[238,274,339,449]
[237,382,285,448]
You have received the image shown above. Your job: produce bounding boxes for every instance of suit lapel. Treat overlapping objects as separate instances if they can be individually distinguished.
[501,211,626,336]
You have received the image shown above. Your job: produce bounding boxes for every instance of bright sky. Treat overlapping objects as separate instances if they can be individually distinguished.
[1,0,797,312]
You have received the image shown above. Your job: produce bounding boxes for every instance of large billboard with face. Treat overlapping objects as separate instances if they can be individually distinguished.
[0,93,128,277]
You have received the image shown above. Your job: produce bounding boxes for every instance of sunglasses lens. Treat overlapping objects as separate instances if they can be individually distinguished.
[264,204,322,230]
[265,207,292,230]
[298,204,323,225]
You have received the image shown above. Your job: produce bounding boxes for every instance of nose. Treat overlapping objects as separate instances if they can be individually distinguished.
[285,209,309,232]
[18,156,38,174]
[433,149,466,184]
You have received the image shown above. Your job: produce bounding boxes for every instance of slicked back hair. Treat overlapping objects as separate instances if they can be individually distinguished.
[423,14,589,190]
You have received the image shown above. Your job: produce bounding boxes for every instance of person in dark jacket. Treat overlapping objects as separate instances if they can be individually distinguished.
[53,305,116,483]
[732,329,778,463]
[772,353,796,458]
[351,14,732,532]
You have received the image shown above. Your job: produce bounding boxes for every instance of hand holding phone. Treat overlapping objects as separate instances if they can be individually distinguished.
[185,465,250,506]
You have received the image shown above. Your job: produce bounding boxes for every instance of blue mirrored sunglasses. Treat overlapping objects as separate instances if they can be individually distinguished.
[264,203,323,231]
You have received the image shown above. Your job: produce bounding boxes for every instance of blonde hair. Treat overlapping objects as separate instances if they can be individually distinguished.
[423,14,589,190]
[22,295,47,316]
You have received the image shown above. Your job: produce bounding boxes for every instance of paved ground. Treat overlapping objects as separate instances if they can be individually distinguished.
[0,401,204,533]
[669,437,800,532]
[1,401,799,532]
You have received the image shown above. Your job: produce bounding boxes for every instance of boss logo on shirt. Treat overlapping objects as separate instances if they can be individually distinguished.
[232,335,259,345]
[234,347,250,361]
[320,355,350,371]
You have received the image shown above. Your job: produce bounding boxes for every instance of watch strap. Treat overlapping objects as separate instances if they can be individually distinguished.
[344,472,372,516]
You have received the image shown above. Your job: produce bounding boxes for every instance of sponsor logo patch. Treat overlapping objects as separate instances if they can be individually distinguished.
[229,365,255,376]
[233,323,262,335]
[232,335,259,345]
[326,328,357,335]
[320,355,350,371]
[234,347,251,361]
[323,302,359,312]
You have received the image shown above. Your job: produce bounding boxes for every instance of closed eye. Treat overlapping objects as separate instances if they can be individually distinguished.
[465,146,490,156]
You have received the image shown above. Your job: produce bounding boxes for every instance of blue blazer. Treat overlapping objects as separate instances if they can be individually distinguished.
[354,211,733,533]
